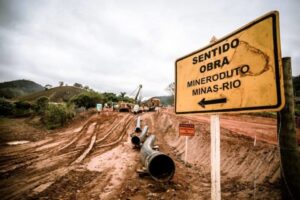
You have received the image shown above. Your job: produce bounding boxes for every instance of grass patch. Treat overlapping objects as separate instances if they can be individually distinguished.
[0,117,46,143]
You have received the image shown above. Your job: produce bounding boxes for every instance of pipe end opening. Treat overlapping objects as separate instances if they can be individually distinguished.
[149,154,175,182]
[131,136,140,146]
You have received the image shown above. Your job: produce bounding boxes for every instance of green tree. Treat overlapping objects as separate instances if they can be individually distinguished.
[71,91,105,109]
[73,83,83,88]
[103,92,118,102]
[14,100,32,117]
[119,92,126,101]
[44,84,52,90]
[35,96,49,114]
[44,103,75,129]
[0,99,14,116]
[84,85,89,90]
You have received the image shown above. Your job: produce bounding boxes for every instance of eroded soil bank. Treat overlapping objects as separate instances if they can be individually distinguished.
[0,110,284,199]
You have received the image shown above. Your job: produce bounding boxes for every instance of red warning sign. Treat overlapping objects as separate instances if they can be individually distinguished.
[179,123,195,136]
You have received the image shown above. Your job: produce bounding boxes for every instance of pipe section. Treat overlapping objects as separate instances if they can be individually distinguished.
[131,126,148,147]
[140,135,175,182]
[134,116,142,133]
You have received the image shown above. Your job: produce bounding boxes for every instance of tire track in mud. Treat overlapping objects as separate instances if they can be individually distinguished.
[70,112,134,164]
[0,110,283,200]
[32,113,137,200]
[91,113,135,156]
[0,117,98,200]
[0,111,119,173]
[0,112,127,200]
[0,115,100,175]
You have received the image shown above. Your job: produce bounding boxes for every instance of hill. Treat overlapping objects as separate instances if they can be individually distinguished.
[19,86,85,102]
[0,79,44,99]
[154,95,174,106]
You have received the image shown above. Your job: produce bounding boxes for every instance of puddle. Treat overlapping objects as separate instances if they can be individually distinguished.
[6,140,30,145]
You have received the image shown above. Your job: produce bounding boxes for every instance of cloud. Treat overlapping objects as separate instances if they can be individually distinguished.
[0,0,299,98]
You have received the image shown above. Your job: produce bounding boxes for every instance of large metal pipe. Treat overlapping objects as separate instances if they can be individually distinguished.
[140,135,175,182]
[131,126,148,147]
[134,116,142,133]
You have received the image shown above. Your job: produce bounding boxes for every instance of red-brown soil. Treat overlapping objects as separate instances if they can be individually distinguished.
[0,109,291,199]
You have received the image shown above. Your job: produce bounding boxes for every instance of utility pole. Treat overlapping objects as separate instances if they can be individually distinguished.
[278,57,300,199]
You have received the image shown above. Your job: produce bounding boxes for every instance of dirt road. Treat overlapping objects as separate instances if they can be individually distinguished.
[0,110,282,199]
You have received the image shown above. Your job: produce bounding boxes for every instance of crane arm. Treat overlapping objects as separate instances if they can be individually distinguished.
[134,84,142,103]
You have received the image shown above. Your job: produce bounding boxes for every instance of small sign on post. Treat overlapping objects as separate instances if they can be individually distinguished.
[179,123,195,165]
[96,104,102,112]
[179,123,195,137]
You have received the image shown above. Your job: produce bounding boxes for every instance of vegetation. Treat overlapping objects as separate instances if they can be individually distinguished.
[19,86,85,103]
[0,79,176,129]
[295,104,300,116]
[13,100,32,117]
[164,82,175,105]
[73,83,83,88]
[44,103,75,129]
[0,79,44,99]
[166,82,175,96]
[103,92,119,102]
[71,91,105,109]
[35,96,49,114]
[0,99,14,116]
[117,92,134,104]
[154,96,173,106]
[293,76,300,97]
[44,84,52,90]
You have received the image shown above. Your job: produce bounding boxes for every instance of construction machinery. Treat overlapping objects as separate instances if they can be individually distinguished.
[118,101,132,112]
[132,84,143,114]
[144,97,161,111]
[116,85,142,113]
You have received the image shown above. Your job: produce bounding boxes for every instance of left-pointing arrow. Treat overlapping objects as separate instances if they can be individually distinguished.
[198,98,227,108]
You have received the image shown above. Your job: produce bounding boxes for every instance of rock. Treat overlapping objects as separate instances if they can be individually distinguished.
[175,184,183,190]
[147,192,158,198]
[186,163,192,168]
[132,186,139,192]
[147,184,154,188]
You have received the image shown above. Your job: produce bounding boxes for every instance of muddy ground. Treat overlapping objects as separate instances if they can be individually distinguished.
[0,109,292,199]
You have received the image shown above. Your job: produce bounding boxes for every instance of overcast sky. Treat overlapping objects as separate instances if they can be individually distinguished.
[0,0,299,98]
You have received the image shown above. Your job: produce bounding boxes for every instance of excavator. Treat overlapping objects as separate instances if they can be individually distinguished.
[116,84,160,113]
[117,84,142,113]
[132,84,142,114]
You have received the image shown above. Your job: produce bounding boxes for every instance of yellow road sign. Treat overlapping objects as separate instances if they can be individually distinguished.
[175,11,284,114]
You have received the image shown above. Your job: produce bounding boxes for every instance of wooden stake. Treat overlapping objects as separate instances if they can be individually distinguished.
[211,114,221,200]
[278,57,300,199]
[185,136,188,165]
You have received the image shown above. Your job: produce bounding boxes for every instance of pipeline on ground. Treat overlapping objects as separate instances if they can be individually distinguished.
[134,116,142,133]
[140,135,175,182]
[131,126,148,147]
